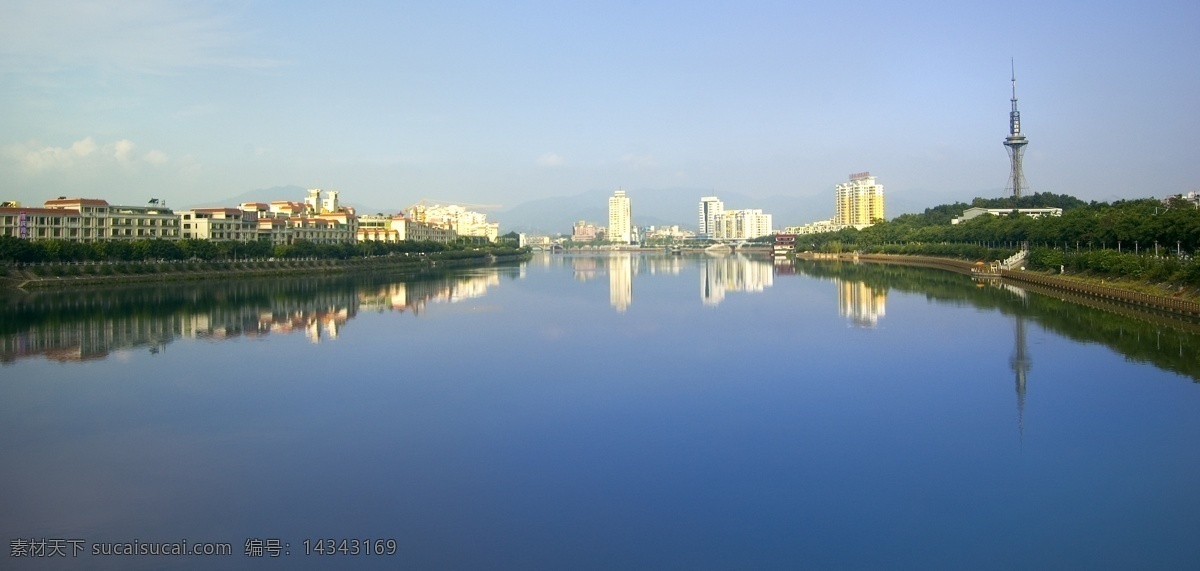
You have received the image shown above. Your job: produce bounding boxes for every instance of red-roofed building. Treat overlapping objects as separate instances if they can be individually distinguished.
[2,198,179,241]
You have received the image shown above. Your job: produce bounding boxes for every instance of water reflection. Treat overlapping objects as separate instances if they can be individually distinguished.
[700,253,773,306]
[566,252,776,310]
[358,272,498,314]
[5,255,1200,385]
[1012,316,1032,436]
[791,258,1200,382]
[609,254,633,313]
[0,271,501,364]
[837,280,887,327]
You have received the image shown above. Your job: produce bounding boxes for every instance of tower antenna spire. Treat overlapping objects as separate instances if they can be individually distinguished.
[1004,59,1029,198]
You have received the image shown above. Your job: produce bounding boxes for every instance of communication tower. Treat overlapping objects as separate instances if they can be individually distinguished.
[1004,60,1029,198]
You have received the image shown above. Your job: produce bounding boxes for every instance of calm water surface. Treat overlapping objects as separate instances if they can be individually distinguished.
[3,253,1199,570]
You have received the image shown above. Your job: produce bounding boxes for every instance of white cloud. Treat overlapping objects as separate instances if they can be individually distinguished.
[3,137,170,171]
[536,152,565,167]
[113,139,136,163]
[71,138,97,157]
[3,136,96,171]
[143,150,169,165]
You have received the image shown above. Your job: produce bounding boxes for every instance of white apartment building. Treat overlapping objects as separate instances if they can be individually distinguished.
[178,208,258,241]
[783,218,841,235]
[713,209,772,241]
[645,225,694,241]
[356,215,456,243]
[411,204,499,242]
[698,196,724,239]
[1,205,83,240]
[0,190,371,246]
[1,198,180,242]
[247,190,357,245]
[608,190,632,244]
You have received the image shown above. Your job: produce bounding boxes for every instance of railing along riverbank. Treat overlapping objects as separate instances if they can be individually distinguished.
[801,252,1200,319]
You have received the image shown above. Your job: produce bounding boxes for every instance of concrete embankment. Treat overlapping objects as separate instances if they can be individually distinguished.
[2,253,530,290]
[801,252,1200,319]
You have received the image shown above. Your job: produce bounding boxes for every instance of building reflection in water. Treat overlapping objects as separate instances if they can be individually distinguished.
[1,272,499,364]
[700,254,773,306]
[609,254,634,313]
[572,256,600,282]
[837,280,887,327]
[358,273,498,315]
[566,251,761,312]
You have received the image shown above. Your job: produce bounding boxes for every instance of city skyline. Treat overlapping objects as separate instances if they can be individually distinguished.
[2,2,1197,216]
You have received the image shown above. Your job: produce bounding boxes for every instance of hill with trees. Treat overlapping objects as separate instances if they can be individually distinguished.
[799,193,1200,288]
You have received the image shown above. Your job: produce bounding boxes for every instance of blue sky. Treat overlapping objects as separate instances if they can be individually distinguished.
[1,0,1197,222]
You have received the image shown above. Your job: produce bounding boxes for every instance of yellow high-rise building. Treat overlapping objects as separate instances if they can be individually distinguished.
[835,172,885,227]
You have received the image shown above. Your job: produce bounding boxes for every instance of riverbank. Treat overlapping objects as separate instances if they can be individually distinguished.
[0,252,531,290]
[799,251,1200,318]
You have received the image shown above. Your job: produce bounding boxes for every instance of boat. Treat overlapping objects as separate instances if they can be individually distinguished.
[704,243,733,254]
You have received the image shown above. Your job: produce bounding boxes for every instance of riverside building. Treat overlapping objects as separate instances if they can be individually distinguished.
[356,214,456,243]
[835,172,885,228]
[3,188,491,247]
[698,196,724,239]
[408,203,499,242]
[608,190,632,245]
[1,198,179,241]
[178,208,258,241]
[712,209,772,241]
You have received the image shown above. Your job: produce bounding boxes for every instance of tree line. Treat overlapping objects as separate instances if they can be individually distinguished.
[799,192,1200,285]
[0,236,523,264]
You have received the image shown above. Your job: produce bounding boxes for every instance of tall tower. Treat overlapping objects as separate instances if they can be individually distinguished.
[1004,60,1029,198]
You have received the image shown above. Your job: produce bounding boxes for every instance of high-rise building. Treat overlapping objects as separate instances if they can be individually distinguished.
[698,196,724,239]
[608,190,632,244]
[835,172,885,227]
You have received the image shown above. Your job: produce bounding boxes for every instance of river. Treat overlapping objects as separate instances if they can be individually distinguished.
[2,252,1198,570]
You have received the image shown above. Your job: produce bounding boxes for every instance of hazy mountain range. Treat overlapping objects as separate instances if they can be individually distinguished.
[199,185,984,236]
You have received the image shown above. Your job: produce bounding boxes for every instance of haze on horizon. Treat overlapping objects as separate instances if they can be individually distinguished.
[1,1,1197,223]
